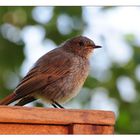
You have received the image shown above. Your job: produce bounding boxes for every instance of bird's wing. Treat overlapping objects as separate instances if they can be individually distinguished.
[14,49,72,100]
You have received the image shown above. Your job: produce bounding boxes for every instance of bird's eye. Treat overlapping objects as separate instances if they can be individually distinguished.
[79,41,84,46]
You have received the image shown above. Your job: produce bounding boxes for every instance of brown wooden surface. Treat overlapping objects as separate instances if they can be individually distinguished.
[0,123,68,134]
[0,106,115,125]
[70,124,114,134]
[0,106,115,134]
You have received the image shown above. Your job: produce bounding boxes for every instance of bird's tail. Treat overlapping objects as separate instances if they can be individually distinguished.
[0,92,18,105]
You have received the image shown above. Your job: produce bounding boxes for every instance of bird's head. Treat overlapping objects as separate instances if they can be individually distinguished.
[62,36,102,59]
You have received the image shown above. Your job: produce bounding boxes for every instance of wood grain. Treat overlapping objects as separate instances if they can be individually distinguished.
[69,124,114,134]
[0,106,115,125]
[0,123,68,134]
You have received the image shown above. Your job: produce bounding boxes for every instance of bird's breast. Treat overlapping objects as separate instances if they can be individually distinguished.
[57,57,89,103]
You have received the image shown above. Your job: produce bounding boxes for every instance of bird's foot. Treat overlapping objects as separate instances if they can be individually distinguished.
[51,100,64,109]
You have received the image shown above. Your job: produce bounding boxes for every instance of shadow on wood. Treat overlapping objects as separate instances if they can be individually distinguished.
[0,105,115,134]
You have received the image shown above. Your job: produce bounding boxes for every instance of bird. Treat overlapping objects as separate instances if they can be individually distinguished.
[0,36,101,108]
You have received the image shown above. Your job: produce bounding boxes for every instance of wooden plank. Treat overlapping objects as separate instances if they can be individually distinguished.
[0,123,68,134]
[0,106,115,125]
[69,124,114,134]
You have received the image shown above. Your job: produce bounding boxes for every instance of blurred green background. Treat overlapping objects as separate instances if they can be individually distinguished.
[0,6,140,134]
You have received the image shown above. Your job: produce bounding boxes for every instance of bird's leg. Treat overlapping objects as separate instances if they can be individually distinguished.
[54,102,64,109]
[51,103,58,108]
[51,100,65,109]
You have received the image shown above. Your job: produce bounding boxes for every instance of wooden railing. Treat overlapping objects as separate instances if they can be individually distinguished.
[0,106,115,134]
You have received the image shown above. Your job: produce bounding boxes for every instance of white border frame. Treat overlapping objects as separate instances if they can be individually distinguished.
[0,0,140,6]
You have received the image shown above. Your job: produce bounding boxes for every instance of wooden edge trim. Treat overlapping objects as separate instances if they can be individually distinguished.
[0,105,115,125]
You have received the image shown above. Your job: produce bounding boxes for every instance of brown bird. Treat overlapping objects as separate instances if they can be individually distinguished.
[0,36,101,108]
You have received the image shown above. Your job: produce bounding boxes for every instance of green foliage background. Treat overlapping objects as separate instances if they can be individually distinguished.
[0,6,140,134]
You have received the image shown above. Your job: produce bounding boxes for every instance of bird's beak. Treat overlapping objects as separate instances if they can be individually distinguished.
[94,45,102,49]
[87,43,102,49]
